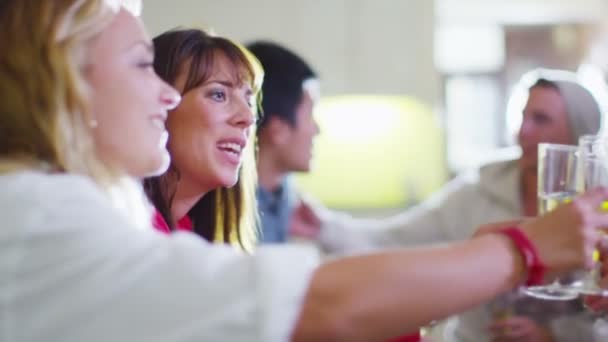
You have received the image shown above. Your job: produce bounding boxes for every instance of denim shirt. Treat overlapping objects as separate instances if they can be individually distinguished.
[256,177,296,244]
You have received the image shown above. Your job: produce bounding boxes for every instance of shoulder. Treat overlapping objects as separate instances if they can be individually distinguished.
[1,170,107,204]
[0,171,130,236]
[450,154,519,191]
[478,159,519,180]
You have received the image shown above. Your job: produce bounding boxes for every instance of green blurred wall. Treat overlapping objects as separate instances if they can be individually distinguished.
[295,95,447,209]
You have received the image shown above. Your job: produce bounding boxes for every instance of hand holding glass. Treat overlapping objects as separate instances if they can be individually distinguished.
[523,143,580,300]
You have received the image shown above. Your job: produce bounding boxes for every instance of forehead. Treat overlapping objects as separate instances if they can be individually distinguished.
[206,52,252,86]
[524,86,567,117]
[89,9,149,56]
[176,49,255,94]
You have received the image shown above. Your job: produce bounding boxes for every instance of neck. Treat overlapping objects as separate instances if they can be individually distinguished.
[521,167,538,217]
[257,148,287,192]
[170,174,211,222]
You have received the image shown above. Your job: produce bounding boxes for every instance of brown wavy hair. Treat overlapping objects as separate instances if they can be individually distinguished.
[144,28,262,251]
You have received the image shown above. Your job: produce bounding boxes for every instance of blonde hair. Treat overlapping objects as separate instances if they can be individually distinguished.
[0,0,150,228]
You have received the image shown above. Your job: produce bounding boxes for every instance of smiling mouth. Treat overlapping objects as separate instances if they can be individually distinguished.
[218,142,243,158]
[150,115,166,130]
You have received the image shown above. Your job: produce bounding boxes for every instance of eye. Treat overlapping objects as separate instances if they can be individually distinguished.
[209,89,227,102]
[137,60,154,70]
[533,113,550,125]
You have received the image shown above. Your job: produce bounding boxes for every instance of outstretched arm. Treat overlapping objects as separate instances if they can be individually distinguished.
[292,188,608,341]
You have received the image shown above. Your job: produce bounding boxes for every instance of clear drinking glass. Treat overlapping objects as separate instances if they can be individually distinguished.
[523,143,580,300]
[574,134,608,296]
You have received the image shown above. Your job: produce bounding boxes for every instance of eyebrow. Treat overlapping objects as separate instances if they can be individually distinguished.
[206,79,254,95]
[206,80,235,87]
[527,110,551,118]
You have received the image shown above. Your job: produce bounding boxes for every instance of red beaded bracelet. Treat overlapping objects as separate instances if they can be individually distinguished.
[496,227,546,286]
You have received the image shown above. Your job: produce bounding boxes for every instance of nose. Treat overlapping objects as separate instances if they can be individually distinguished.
[231,99,256,129]
[518,118,534,145]
[160,82,181,111]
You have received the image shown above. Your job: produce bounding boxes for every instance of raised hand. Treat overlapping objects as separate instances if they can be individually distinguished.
[289,197,323,240]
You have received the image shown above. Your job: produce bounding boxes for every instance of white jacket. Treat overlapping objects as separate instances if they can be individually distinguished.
[0,171,319,342]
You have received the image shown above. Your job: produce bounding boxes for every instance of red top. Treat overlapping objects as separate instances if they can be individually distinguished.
[387,333,421,342]
[152,209,193,234]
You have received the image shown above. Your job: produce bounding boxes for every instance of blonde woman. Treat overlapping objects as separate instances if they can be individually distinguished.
[1,1,608,341]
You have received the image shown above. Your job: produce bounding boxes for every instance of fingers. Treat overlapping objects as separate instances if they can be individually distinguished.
[490,324,526,340]
[599,237,608,256]
[489,317,533,340]
[294,200,322,226]
[289,207,322,239]
[576,190,608,268]
[289,220,320,239]
[490,316,554,342]
[584,294,608,314]
[301,205,321,226]
[584,294,604,311]
[575,188,608,228]
[577,187,608,209]
[601,262,608,282]
[546,188,608,270]
[584,238,608,314]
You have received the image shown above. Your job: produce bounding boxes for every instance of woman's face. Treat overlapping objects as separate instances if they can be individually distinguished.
[167,54,256,193]
[85,9,180,178]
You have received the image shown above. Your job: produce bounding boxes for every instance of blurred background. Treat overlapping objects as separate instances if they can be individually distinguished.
[142,0,608,213]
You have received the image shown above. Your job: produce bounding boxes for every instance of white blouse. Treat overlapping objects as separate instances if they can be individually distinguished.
[0,171,319,342]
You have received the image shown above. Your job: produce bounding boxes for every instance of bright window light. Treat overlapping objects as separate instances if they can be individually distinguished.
[435,25,505,73]
[296,95,447,209]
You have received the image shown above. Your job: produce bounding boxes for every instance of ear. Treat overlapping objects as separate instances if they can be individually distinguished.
[263,117,292,145]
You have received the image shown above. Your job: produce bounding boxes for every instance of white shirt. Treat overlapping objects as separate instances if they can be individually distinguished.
[0,171,319,342]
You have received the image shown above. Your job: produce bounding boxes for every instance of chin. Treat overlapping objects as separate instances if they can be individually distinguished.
[293,161,312,173]
[123,150,169,179]
[299,166,312,173]
[148,150,171,177]
[218,174,240,188]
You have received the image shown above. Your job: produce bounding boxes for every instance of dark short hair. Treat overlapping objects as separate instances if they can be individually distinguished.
[246,41,317,131]
[530,78,559,92]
